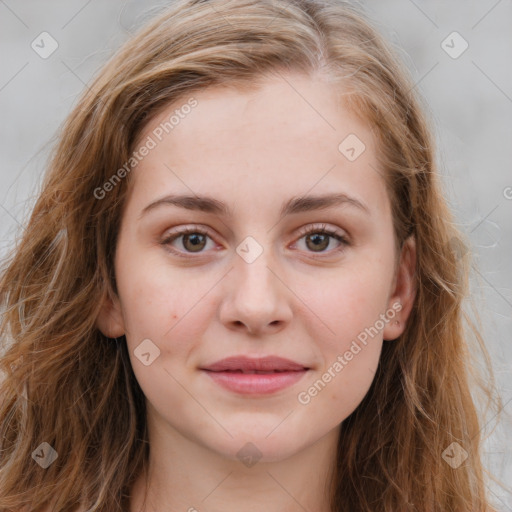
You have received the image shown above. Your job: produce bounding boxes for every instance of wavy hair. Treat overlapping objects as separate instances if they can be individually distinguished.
[0,0,505,510]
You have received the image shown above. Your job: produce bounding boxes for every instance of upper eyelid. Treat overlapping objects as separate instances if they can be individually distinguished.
[295,223,346,236]
[164,222,345,236]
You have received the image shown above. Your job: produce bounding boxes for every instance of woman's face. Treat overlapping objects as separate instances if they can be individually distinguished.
[98,71,415,463]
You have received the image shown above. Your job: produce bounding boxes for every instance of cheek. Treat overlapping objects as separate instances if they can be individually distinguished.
[321,345,382,423]
[115,260,214,399]
[115,247,216,354]
[293,260,391,413]
[299,263,393,348]
[296,272,385,422]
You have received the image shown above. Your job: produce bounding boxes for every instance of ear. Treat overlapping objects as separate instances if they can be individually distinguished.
[383,236,416,341]
[96,288,125,338]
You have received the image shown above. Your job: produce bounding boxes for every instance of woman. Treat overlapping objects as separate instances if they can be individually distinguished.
[0,0,504,510]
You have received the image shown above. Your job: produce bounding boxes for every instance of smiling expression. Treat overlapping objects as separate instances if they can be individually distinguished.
[97,71,414,462]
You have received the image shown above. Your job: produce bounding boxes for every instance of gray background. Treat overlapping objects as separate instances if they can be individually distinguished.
[0,0,511,507]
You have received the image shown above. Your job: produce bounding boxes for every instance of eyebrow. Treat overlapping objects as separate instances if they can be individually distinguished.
[139,192,370,219]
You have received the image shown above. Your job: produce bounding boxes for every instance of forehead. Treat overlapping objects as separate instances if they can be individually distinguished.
[127,72,388,217]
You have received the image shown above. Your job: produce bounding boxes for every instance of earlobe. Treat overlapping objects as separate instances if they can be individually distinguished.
[383,236,416,341]
[96,289,125,339]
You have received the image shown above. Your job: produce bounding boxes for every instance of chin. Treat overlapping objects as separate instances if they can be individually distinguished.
[208,429,309,465]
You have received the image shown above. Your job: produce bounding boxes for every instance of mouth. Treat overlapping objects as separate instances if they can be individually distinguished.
[200,355,309,372]
[199,356,310,395]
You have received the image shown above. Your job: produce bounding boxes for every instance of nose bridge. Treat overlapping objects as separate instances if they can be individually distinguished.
[219,232,292,334]
[233,234,279,303]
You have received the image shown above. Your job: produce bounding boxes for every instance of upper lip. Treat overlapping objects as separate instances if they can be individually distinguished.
[200,356,309,372]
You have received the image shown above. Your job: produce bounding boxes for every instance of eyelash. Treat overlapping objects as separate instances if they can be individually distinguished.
[160,223,350,259]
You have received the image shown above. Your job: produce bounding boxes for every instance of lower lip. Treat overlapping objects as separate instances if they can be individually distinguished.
[201,369,308,395]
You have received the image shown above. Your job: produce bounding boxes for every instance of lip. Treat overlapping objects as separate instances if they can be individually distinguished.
[200,356,310,395]
[201,355,309,372]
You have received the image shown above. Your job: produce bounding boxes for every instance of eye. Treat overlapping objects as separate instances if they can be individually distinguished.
[160,223,350,258]
[293,223,349,255]
[161,226,217,256]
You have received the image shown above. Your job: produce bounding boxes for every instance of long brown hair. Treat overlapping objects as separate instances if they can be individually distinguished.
[0,1,505,510]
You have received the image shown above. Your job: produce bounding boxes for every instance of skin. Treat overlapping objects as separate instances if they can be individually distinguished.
[97,70,416,512]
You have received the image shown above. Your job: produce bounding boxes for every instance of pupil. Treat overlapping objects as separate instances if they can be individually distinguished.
[184,233,206,252]
[307,233,328,251]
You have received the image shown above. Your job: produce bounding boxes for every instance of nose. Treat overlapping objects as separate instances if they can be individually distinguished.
[218,246,293,337]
